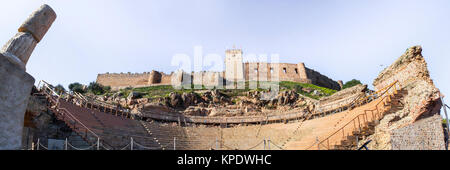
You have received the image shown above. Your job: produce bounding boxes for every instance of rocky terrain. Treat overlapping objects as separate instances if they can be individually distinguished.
[79,79,373,120]
[91,88,319,118]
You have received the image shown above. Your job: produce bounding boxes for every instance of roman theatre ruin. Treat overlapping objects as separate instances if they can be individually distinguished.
[0,4,447,150]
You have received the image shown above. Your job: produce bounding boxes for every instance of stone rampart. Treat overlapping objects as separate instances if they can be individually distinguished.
[96,72,150,89]
[391,114,445,150]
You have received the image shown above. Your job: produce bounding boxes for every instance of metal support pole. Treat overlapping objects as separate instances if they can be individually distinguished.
[441,97,449,150]
[316,137,319,150]
[97,138,100,150]
[131,137,134,150]
[65,138,68,150]
[263,137,266,150]
[37,138,40,150]
[174,137,176,150]
[215,137,218,150]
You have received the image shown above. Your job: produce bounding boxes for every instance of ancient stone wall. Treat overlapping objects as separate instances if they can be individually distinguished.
[97,49,341,91]
[305,67,340,90]
[243,62,339,90]
[96,72,151,88]
[390,114,445,150]
[197,71,223,88]
[373,46,433,91]
[160,72,174,85]
[316,84,367,112]
[148,70,162,84]
[365,46,444,150]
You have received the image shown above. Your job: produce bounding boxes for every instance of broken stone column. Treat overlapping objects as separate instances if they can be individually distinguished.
[0,4,56,150]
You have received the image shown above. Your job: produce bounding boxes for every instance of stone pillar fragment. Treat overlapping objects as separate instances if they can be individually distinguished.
[1,32,37,65]
[0,4,56,70]
[0,4,56,150]
[18,4,57,43]
[0,53,35,150]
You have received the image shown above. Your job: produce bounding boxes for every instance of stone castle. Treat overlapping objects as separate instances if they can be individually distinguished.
[96,49,342,90]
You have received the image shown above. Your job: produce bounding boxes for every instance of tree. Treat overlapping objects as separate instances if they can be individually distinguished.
[68,82,86,94]
[342,79,362,89]
[54,84,66,94]
[87,82,110,95]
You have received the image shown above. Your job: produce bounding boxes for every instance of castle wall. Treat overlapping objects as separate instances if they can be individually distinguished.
[148,70,162,84]
[96,72,150,88]
[199,71,223,88]
[244,62,308,82]
[278,63,304,82]
[305,68,340,90]
[160,72,174,85]
[243,62,340,90]
[96,50,341,91]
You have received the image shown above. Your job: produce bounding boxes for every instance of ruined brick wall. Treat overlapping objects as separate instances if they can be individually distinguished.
[391,114,445,150]
[373,46,433,91]
[364,46,443,150]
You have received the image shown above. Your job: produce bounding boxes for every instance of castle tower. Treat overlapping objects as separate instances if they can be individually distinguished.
[225,49,244,88]
[148,70,162,84]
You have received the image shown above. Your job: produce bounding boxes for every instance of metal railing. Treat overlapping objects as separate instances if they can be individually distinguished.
[306,80,400,150]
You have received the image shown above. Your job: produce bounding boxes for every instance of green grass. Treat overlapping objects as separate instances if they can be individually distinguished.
[278,81,337,99]
[109,81,336,100]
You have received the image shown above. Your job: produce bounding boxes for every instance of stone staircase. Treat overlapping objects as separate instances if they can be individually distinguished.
[67,132,91,149]
[331,89,407,150]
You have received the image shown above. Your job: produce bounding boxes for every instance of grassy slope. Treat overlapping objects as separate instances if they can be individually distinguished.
[109,81,337,100]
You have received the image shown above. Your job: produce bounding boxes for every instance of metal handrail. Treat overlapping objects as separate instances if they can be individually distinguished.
[306,80,399,150]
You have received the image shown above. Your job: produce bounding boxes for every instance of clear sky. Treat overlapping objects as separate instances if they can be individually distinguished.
[1,0,449,105]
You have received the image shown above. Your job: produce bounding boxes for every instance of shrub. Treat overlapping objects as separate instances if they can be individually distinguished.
[54,84,66,94]
[342,79,362,89]
[68,82,86,94]
[88,82,110,95]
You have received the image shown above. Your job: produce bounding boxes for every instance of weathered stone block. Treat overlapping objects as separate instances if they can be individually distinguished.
[18,4,56,42]
[0,53,35,150]
[1,32,37,65]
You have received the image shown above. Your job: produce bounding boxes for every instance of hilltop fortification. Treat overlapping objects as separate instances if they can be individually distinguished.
[97,49,341,90]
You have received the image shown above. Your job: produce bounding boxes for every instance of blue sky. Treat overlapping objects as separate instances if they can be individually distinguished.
[1,0,449,106]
